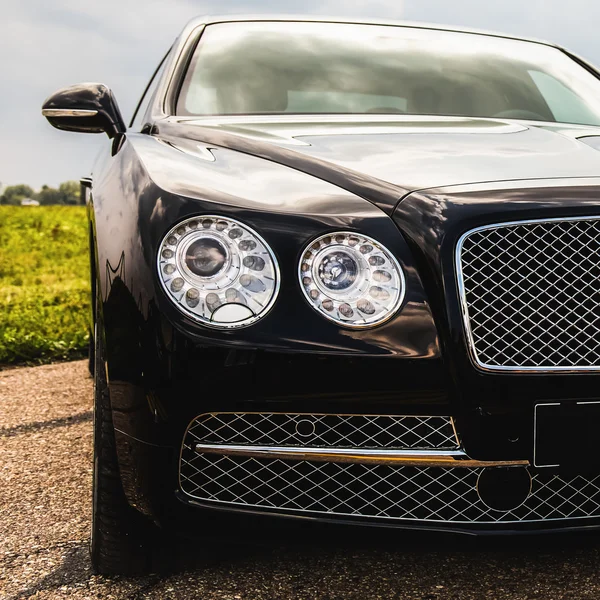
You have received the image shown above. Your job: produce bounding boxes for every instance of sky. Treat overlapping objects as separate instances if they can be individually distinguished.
[1,0,600,189]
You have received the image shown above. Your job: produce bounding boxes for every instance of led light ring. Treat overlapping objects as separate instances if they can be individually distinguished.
[158,216,280,329]
[298,232,406,328]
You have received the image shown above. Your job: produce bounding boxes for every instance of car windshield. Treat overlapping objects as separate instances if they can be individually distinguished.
[177,21,600,127]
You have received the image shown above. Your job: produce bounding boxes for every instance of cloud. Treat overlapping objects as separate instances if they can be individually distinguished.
[403,0,600,53]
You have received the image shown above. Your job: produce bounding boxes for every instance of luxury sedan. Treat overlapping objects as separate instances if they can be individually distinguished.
[42,16,600,574]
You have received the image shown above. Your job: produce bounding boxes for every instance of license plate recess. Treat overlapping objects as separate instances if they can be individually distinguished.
[535,401,600,471]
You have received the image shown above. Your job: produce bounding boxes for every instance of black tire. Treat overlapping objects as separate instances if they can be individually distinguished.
[87,329,94,377]
[90,322,157,575]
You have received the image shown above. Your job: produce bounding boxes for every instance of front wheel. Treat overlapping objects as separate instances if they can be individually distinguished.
[90,322,157,575]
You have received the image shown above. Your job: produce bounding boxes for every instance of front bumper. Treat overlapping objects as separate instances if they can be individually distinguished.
[109,386,600,536]
[107,336,600,536]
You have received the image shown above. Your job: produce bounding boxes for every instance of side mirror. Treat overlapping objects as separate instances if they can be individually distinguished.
[42,82,126,138]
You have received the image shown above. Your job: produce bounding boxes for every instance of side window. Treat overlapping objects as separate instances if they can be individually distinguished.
[130,51,170,131]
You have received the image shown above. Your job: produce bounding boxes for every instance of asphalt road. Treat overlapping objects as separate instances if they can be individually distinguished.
[2,361,600,599]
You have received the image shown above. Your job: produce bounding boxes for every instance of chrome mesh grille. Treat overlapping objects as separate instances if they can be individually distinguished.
[180,453,600,523]
[180,413,600,524]
[457,217,600,371]
[185,413,458,449]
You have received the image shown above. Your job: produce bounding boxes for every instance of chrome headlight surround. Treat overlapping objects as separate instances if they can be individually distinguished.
[157,216,280,329]
[298,232,405,328]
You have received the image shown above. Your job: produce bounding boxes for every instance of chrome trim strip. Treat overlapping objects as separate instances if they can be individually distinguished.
[194,443,529,468]
[42,108,98,118]
[455,215,600,373]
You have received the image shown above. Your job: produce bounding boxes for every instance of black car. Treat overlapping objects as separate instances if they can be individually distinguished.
[43,16,600,574]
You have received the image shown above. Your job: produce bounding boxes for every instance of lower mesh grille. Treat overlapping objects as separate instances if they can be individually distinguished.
[180,413,600,524]
[185,413,458,449]
[180,453,600,524]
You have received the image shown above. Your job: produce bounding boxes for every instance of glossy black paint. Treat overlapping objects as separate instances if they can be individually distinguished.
[42,82,126,138]
[158,117,600,215]
[42,15,600,534]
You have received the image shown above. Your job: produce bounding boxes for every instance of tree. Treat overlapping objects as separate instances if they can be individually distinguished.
[37,185,63,205]
[0,180,82,206]
[59,181,80,205]
[0,184,35,205]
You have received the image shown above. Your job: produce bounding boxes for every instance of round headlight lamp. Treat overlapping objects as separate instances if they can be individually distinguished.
[158,216,280,328]
[299,232,405,327]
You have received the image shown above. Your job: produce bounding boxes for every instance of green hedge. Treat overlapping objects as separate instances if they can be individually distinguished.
[0,206,90,364]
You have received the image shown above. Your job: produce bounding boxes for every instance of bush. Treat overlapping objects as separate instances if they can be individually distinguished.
[0,206,90,364]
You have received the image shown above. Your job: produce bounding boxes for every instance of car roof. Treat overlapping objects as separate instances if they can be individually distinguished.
[182,14,556,49]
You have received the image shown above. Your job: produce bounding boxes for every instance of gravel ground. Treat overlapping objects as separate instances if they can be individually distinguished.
[2,361,600,599]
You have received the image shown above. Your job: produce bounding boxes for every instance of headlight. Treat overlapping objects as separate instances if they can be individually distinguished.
[158,216,280,328]
[298,232,405,328]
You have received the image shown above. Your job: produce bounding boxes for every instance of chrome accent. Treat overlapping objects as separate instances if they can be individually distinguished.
[184,413,459,449]
[295,418,315,438]
[180,452,600,523]
[456,216,600,372]
[194,443,528,468]
[41,108,98,118]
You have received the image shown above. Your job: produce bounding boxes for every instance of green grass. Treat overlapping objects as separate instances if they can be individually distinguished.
[0,206,90,365]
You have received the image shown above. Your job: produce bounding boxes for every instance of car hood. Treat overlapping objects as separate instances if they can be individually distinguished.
[159,116,600,213]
